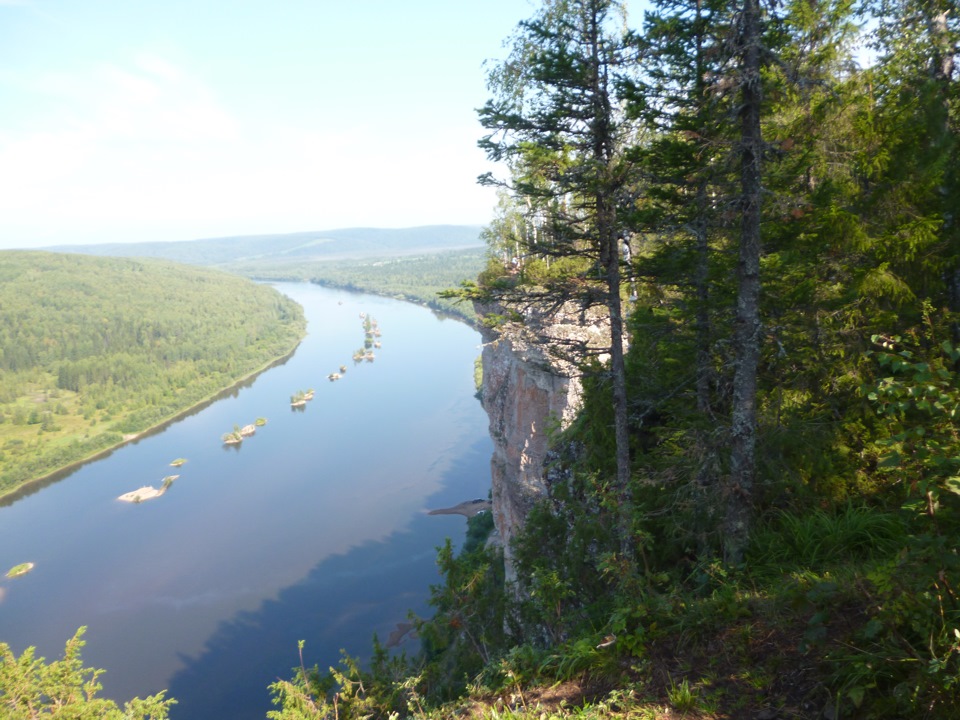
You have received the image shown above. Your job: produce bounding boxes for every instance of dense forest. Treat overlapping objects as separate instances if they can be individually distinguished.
[265,1,960,719]
[0,251,305,500]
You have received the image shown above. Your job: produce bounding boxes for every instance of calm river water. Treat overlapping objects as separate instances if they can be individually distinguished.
[0,283,492,719]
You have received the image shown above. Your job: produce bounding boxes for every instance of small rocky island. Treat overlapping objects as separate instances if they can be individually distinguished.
[222,421,263,443]
[118,475,178,503]
[290,389,315,407]
[6,562,35,579]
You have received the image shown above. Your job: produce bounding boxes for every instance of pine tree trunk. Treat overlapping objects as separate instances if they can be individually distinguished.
[726,0,763,565]
[587,1,631,519]
[605,213,631,500]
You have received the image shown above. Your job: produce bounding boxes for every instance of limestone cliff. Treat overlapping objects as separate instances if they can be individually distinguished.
[476,300,609,581]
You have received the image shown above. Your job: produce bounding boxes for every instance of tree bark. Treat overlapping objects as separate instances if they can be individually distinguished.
[587,1,632,512]
[726,0,763,565]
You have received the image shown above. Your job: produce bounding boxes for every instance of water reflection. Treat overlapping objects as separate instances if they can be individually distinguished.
[0,284,491,717]
[167,438,490,720]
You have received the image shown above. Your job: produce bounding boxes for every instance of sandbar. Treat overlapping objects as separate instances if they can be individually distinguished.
[117,475,177,503]
[427,499,492,517]
[118,486,165,502]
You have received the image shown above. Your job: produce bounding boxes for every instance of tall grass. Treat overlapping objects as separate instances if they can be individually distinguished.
[748,504,906,570]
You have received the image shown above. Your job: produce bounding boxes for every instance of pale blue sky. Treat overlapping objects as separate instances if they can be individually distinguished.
[0,0,541,248]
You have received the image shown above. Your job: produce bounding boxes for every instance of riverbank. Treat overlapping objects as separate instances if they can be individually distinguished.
[307,280,478,328]
[0,254,308,505]
[0,338,304,505]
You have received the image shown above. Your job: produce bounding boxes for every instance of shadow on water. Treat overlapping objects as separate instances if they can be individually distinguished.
[166,437,491,720]
[0,348,301,509]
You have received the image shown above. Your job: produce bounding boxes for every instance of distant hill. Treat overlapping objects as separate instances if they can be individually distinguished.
[47,225,484,267]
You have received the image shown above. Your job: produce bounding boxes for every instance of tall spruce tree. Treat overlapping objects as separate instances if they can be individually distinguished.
[478,0,638,518]
[724,0,872,560]
[720,0,764,564]
[622,0,744,556]
[859,0,958,322]
[629,0,767,563]
[632,0,732,417]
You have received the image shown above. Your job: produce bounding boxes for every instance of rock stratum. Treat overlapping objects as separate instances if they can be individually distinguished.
[475,300,610,581]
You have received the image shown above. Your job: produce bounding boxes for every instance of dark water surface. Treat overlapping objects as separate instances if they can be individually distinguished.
[0,283,492,719]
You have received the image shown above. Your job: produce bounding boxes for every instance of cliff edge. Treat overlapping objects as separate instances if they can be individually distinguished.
[475,300,609,582]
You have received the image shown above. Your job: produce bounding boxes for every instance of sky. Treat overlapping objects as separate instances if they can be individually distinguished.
[0,0,541,248]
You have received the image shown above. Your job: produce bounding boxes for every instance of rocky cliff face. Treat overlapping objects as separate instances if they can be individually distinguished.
[476,301,609,582]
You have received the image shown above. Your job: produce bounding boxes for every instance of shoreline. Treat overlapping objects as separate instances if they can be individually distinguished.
[0,337,304,504]
[301,279,478,329]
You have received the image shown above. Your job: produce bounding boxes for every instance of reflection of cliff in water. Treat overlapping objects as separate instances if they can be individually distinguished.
[166,438,491,720]
[0,347,301,509]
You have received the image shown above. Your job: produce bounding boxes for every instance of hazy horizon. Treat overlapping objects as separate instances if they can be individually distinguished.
[0,1,535,250]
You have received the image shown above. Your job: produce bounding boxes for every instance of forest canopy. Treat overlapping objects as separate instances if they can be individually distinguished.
[0,251,305,499]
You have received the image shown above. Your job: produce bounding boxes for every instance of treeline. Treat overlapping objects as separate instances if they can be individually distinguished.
[270,1,960,719]
[0,251,305,497]
[232,250,485,323]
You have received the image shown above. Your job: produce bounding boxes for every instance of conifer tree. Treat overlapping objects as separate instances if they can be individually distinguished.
[478,0,638,513]
[632,0,865,561]
[632,0,732,419]
[858,0,958,321]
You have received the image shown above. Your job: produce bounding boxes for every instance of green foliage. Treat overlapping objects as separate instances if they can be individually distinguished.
[866,326,960,523]
[510,474,629,643]
[0,251,305,498]
[473,356,484,399]
[267,637,426,720]
[816,320,960,716]
[0,627,174,719]
[5,562,34,578]
[463,508,495,555]
[748,505,907,572]
[665,676,698,713]
[417,539,510,701]
[267,0,960,715]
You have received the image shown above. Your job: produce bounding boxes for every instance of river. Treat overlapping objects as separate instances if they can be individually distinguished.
[0,282,492,719]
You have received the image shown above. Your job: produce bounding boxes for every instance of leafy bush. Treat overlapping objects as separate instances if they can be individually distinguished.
[0,627,174,719]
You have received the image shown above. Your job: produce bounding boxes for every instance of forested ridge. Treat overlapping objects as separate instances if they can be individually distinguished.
[45,226,488,324]
[47,225,484,266]
[0,251,305,500]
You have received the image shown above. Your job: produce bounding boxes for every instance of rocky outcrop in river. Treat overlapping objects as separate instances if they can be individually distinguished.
[476,300,610,582]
